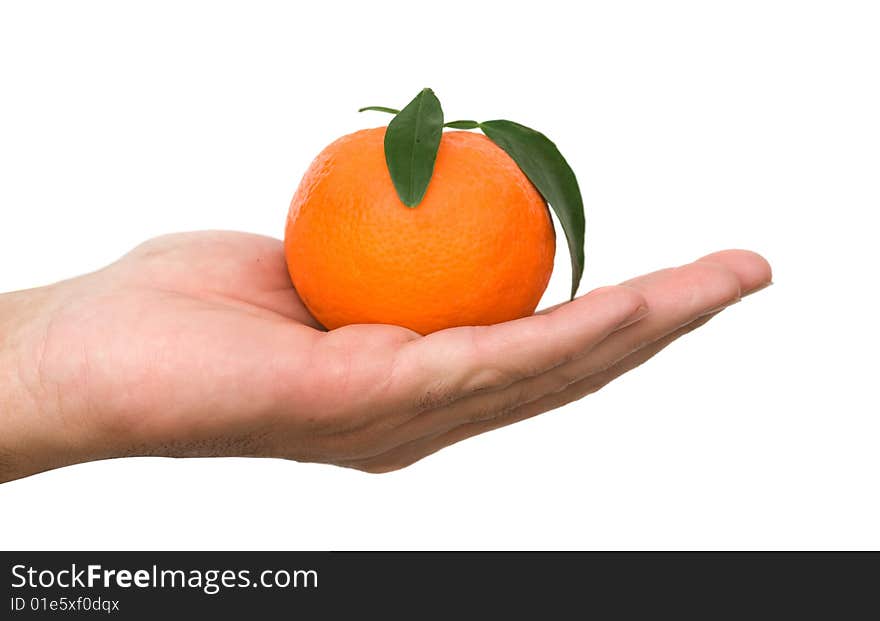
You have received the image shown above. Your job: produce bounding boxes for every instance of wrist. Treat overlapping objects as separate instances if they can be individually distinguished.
[0,284,102,482]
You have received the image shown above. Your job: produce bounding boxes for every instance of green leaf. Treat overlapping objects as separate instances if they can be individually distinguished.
[479,120,585,299]
[384,88,444,207]
[444,120,480,129]
[358,106,400,114]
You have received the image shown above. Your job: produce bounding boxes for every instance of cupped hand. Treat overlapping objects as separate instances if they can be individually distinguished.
[1,231,771,481]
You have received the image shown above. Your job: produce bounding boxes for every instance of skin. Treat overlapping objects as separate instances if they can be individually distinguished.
[0,231,771,483]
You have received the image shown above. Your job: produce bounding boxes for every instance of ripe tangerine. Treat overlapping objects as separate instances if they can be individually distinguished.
[284,127,555,335]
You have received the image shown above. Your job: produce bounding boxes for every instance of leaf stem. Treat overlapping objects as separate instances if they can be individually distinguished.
[358,106,401,114]
[443,120,481,129]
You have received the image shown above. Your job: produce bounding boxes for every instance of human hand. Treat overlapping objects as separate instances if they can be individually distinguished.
[0,231,771,482]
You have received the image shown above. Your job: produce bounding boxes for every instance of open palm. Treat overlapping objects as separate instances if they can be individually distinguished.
[10,231,770,479]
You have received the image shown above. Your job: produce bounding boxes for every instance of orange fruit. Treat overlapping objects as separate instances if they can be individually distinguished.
[284,126,555,335]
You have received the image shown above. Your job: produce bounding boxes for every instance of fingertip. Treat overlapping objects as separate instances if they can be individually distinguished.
[696,249,773,295]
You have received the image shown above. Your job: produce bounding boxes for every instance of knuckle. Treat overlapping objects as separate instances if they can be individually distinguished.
[127,233,186,259]
[461,327,512,392]
[462,367,510,393]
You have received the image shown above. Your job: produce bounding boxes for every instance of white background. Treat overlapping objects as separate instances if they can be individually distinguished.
[1,1,878,550]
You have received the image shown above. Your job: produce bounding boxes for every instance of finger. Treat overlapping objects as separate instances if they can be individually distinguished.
[575,250,769,377]
[343,255,747,457]
[334,250,770,450]
[387,258,743,443]
[584,259,742,362]
[577,249,770,378]
[345,313,718,473]
[388,285,648,411]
